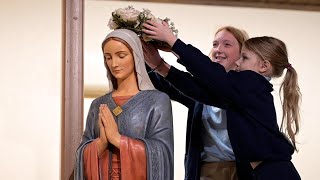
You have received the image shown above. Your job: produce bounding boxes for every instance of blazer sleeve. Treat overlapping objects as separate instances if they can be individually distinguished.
[146,63,195,108]
[170,39,243,107]
[165,65,227,109]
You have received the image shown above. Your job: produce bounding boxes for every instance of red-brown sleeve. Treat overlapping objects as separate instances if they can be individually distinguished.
[120,136,147,180]
[83,139,109,180]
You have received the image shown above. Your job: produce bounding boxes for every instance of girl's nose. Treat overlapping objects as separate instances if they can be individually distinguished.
[235,58,241,67]
[215,44,223,52]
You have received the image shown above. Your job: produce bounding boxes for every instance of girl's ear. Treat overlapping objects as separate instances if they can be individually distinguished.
[259,60,271,74]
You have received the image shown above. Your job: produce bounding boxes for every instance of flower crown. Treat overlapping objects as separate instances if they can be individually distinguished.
[108,6,178,44]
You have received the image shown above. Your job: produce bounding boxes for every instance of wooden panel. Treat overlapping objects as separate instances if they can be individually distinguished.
[62,0,84,179]
[115,0,320,11]
[84,85,108,99]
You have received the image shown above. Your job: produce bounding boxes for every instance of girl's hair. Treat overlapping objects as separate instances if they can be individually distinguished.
[101,37,134,90]
[243,36,301,150]
[209,26,249,59]
[216,26,249,49]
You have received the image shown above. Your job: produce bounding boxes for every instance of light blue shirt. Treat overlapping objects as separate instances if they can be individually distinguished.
[201,105,235,162]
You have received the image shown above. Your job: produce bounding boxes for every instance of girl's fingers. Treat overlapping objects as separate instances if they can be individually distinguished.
[141,29,157,36]
[161,20,169,27]
[142,23,158,31]
[146,19,169,29]
[145,20,159,27]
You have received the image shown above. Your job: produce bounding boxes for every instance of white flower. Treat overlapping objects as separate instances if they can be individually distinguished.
[133,20,140,28]
[142,8,151,14]
[117,7,140,22]
[141,8,158,23]
[107,18,119,29]
[155,18,162,24]
[107,6,178,44]
[148,15,162,24]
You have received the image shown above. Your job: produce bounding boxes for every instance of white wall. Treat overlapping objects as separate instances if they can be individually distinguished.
[5,0,318,179]
[0,0,61,179]
[84,1,320,179]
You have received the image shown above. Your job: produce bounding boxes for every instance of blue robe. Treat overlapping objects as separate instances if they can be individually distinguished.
[75,90,174,180]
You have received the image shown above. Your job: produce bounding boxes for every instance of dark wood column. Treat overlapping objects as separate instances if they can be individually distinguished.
[61,0,84,179]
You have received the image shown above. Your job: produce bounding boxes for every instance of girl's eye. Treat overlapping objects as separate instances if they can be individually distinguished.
[212,43,218,47]
[105,56,111,60]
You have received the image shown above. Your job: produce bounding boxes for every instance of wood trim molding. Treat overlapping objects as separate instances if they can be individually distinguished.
[84,85,109,99]
[114,0,320,11]
[62,0,84,179]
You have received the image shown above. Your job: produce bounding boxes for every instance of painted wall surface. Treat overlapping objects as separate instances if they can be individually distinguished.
[3,0,315,179]
[84,1,320,179]
[0,0,62,179]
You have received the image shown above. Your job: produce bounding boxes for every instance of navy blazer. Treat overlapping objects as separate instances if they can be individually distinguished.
[168,39,295,179]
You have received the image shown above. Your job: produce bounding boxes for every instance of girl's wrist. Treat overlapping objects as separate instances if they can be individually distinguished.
[152,60,165,72]
[167,35,178,47]
[155,61,170,77]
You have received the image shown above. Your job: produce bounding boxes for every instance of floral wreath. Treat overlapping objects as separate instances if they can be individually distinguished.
[108,6,178,46]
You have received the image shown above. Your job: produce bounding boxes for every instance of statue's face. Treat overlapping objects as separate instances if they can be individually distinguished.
[103,39,136,83]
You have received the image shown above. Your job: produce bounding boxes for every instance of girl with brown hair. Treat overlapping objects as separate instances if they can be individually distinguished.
[142,21,301,180]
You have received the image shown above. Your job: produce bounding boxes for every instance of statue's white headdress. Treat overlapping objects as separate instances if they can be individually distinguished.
[103,29,155,91]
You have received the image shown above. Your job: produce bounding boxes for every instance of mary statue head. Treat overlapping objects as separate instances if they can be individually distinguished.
[101,29,155,92]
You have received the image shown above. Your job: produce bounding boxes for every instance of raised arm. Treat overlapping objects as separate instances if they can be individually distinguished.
[142,22,227,107]
[142,39,223,107]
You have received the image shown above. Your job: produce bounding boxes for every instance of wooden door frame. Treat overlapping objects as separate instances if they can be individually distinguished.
[62,0,84,179]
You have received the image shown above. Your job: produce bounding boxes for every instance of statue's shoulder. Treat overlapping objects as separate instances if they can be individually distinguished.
[143,90,170,105]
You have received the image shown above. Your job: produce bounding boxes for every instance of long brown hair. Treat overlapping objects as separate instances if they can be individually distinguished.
[243,36,301,150]
[101,37,134,89]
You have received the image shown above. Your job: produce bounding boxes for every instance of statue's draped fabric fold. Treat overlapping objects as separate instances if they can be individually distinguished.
[75,90,174,180]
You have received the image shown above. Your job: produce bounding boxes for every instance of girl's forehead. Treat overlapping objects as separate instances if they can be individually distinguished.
[214,30,237,42]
